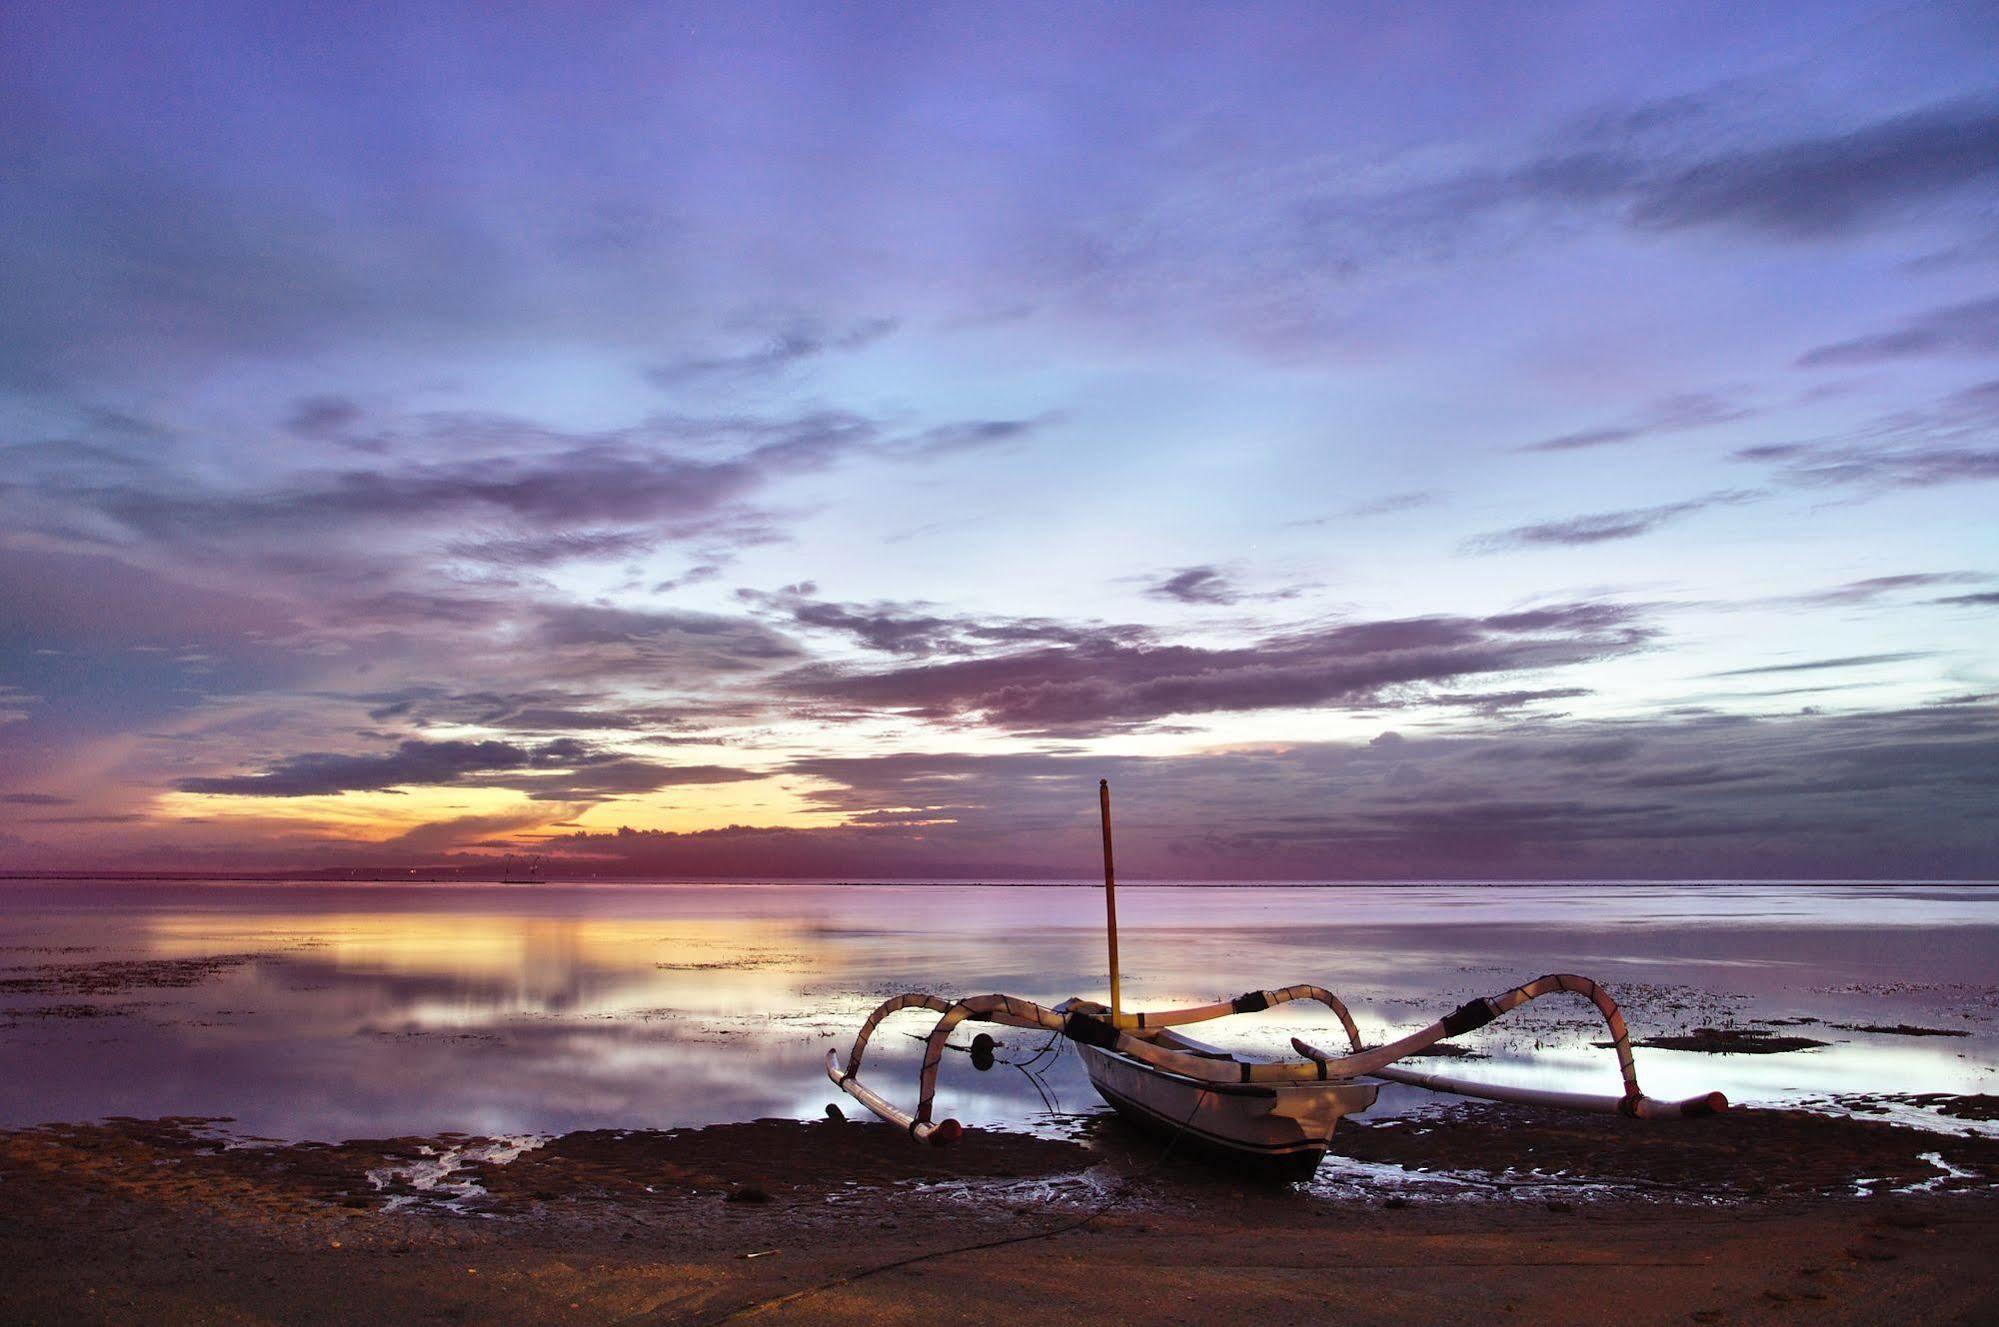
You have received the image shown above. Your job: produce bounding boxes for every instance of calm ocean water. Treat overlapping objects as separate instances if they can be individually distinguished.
[2,879,1994,1141]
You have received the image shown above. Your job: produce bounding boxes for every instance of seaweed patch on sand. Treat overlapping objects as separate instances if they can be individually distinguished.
[1607,1026,1830,1054]
[0,954,257,996]
[1831,1024,1972,1038]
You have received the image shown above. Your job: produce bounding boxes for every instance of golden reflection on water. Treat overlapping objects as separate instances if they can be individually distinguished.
[148,911,824,1019]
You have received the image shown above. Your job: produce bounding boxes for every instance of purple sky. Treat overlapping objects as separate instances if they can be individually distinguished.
[2,2,1995,878]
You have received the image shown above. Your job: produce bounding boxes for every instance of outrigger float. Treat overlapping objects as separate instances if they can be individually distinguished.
[829,781,1726,1179]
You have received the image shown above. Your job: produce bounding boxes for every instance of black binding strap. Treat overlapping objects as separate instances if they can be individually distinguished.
[1231,990,1270,1014]
[1441,998,1497,1038]
[1063,1010,1121,1049]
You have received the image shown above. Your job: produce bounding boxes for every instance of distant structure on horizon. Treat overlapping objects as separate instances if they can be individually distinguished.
[498,854,546,885]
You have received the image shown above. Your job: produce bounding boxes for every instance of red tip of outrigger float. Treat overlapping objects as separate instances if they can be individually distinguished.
[1684,1090,1729,1117]
[927,1118,963,1146]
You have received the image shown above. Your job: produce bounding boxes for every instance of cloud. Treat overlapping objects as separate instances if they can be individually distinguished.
[1934,590,1999,607]
[177,739,547,796]
[1465,491,1754,551]
[1520,391,1755,453]
[782,602,1652,731]
[284,395,364,440]
[1,792,72,806]
[1625,98,1999,237]
[739,587,1141,658]
[646,317,898,384]
[443,530,660,567]
[1726,378,1999,497]
[1798,294,1999,366]
[1705,652,1933,678]
[27,813,145,825]
[540,703,1999,878]
[651,562,725,594]
[1142,565,1308,606]
[901,416,1054,458]
[497,759,759,802]
[1785,573,1988,606]
[1425,687,1591,714]
[1342,491,1440,518]
[1147,566,1240,605]
[175,736,758,802]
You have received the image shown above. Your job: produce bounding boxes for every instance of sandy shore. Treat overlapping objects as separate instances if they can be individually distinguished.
[2,1106,1995,1326]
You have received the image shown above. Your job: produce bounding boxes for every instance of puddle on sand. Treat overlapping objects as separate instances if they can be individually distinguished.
[366,1135,545,1214]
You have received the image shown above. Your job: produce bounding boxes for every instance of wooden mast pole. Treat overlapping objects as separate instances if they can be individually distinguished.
[1099,778,1122,1020]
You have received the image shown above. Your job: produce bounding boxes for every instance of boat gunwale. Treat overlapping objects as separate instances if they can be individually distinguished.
[1078,1040,1375,1101]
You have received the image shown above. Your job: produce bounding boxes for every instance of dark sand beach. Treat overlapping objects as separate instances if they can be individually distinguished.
[4,1106,1996,1326]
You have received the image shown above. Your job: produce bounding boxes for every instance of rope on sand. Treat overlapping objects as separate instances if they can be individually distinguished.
[671,1088,1213,1327]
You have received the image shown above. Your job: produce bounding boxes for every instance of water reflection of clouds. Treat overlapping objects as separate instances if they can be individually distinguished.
[0,882,1993,1142]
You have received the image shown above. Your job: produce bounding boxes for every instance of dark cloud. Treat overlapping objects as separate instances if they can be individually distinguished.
[1935,590,1999,607]
[739,588,1140,658]
[0,792,72,806]
[443,530,659,567]
[782,602,1651,731]
[496,759,760,802]
[651,562,725,594]
[176,736,756,802]
[177,739,543,796]
[646,317,898,384]
[902,417,1054,457]
[356,688,695,734]
[1797,294,1999,367]
[1147,566,1240,606]
[1626,98,1999,237]
[91,430,827,542]
[28,813,145,825]
[1520,391,1755,453]
[1736,378,1999,493]
[284,395,364,439]
[1426,687,1590,713]
[1465,492,1754,551]
[1786,573,1988,606]
[1142,565,1306,606]
[1706,652,1933,678]
[531,604,793,654]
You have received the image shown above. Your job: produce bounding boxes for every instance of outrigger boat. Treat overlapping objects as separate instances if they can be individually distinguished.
[828,781,1726,1179]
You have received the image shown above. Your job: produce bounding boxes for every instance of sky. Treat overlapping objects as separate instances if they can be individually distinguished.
[1,1,1995,879]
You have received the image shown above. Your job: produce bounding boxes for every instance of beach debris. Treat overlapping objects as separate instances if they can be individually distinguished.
[742,1249,778,1259]
[727,1182,771,1204]
[823,1103,845,1122]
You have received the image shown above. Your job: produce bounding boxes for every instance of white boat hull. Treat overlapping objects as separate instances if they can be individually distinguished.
[1078,1040,1378,1180]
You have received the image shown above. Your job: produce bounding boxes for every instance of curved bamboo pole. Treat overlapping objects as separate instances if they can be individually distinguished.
[1074,984,1363,1044]
[1289,972,1726,1118]
[832,974,1724,1141]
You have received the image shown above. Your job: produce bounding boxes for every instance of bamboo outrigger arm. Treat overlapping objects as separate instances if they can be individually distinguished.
[829,972,1724,1142]
[1288,972,1727,1119]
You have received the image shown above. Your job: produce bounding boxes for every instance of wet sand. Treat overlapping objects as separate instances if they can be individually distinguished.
[3,1109,1995,1326]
